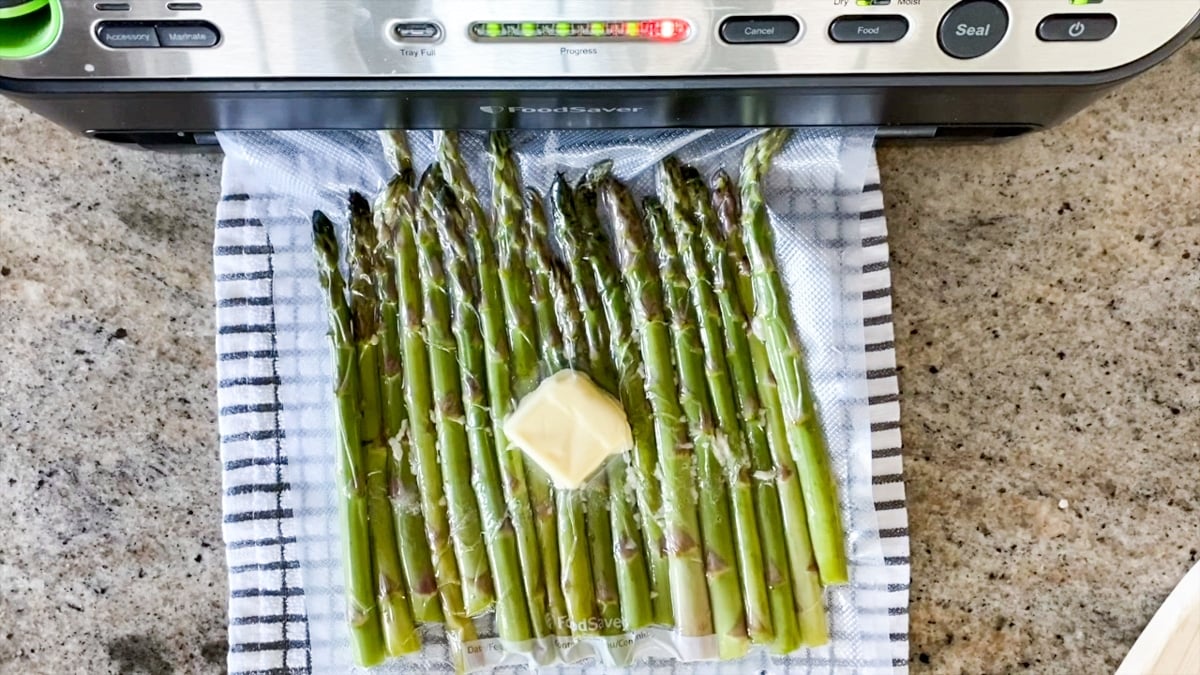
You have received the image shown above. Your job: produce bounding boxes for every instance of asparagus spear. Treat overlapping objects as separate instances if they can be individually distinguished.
[430,182,533,644]
[485,132,555,639]
[388,167,474,637]
[645,195,749,658]
[579,164,661,631]
[603,179,712,639]
[422,147,496,614]
[740,130,849,586]
[347,193,421,657]
[521,189,585,636]
[686,168,801,653]
[311,211,386,667]
[375,168,445,624]
[551,176,624,636]
[379,129,413,176]
[712,169,829,645]
[413,167,486,642]
[583,162,672,624]
[660,159,772,646]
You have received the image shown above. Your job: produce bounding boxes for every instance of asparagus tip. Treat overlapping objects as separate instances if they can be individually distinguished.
[680,164,702,183]
[349,190,371,218]
[584,159,615,186]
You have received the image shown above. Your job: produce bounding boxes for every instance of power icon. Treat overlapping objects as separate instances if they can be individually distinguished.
[1036,14,1117,42]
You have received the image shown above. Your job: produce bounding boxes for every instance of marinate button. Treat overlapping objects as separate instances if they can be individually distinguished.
[156,23,219,48]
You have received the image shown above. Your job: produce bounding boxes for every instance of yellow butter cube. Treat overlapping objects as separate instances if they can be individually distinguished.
[502,369,633,489]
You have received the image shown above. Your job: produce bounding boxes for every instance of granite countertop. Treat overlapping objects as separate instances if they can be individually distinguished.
[1,44,1197,675]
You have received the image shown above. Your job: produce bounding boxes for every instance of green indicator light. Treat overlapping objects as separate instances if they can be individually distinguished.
[556,22,570,36]
[591,22,605,36]
[521,22,536,37]
[857,0,871,5]
[486,22,501,37]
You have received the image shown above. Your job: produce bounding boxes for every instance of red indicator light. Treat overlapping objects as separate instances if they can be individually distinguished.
[640,19,690,42]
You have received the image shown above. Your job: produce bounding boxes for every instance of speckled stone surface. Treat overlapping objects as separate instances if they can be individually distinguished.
[0,108,225,673]
[878,43,1200,675]
[0,43,1197,675]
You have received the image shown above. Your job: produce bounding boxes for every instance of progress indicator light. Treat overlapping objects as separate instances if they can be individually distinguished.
[470,19,690,42]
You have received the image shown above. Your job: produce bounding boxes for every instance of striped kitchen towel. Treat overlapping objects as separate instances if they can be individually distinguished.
[213,133,908,675]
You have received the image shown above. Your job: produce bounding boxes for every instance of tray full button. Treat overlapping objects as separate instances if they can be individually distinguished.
[393,22,442,41]
[1037,14,1117,42]
[829,15,909,43]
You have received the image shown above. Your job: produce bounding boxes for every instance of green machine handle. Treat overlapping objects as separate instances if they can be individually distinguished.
[0,0,62,60]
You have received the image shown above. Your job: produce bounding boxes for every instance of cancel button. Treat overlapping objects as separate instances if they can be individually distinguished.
[719,16,801,45]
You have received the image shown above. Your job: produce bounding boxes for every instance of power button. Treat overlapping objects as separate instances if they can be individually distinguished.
[1036,14,1117,42]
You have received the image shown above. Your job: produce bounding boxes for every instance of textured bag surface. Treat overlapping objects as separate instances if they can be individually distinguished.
[213,128,907,674]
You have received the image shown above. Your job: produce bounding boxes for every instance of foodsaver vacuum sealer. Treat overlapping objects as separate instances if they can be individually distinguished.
[0,0,1198,149]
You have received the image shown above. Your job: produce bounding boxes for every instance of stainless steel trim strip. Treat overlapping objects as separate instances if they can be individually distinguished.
[1,0,1197,80]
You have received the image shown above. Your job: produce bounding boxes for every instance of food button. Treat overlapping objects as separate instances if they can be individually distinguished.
[96,23,160,48]
[719,16,801,45]
[829,15,910,43]
[937,0,1009,59]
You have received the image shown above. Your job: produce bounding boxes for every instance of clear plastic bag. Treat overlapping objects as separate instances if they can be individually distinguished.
[216,127,889,674]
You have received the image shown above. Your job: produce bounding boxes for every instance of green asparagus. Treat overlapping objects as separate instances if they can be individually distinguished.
[660,159,772,646]
[412,167,482,645]
[485,132,555,639]
[424,145,499,614]
[546,254,599,636]
[379,130,414,176]
[379,154,453,624]
[646,196,749,656]
[315,132,848,665]
[534,182,599,636]
[740,130,849,586]
[604,180,712,638]
[713,169,829,645]
[430,182,533,644]
[348,193,421,657]
[520,189,573,636]
[580,163,661,631]
[375,167,444,625]
[312,211,386,667]
[687,168,800,653]
[381,165,457,628]
[551,175,624,635]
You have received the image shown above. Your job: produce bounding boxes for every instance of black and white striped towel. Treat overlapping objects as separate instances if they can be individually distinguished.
[213,131,908,675]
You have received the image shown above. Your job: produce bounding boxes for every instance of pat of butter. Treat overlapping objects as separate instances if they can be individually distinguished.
[503,369,633,490]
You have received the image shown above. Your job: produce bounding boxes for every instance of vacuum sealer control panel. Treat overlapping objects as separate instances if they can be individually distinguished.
[0,0,1198,79]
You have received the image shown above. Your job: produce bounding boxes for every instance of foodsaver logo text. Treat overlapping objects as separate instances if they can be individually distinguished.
[479,105,644,115]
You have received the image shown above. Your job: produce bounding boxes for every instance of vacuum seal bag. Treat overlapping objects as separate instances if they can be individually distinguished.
[214,128,902,674]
